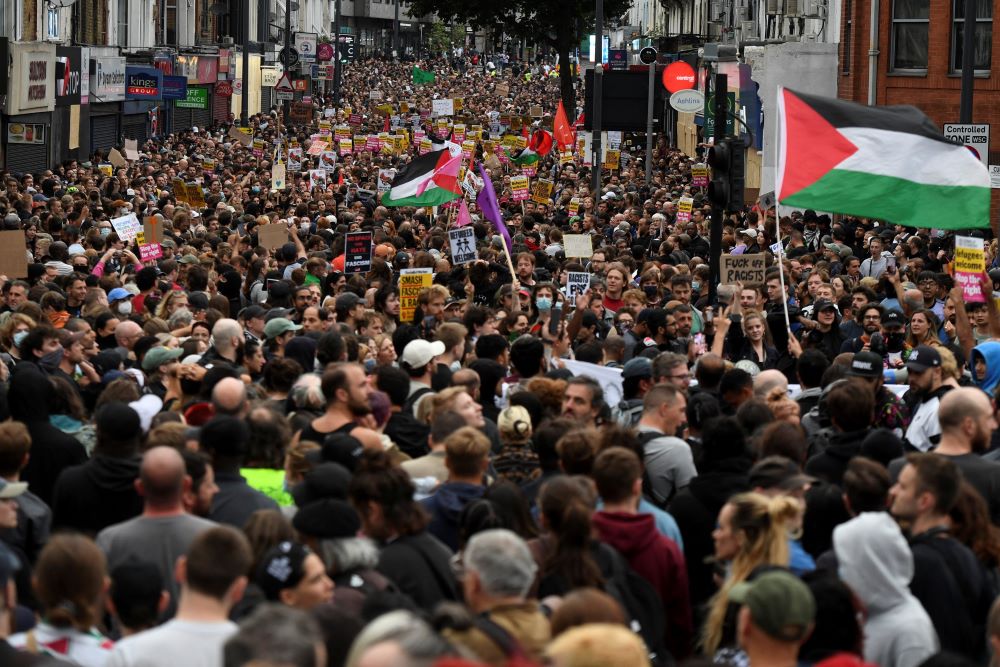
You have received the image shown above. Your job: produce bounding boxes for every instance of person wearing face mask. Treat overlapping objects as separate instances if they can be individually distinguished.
[108,287,134,317]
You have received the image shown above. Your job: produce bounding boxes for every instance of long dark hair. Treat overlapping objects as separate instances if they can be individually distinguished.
[348,449,427,539]
[538,476,603,590]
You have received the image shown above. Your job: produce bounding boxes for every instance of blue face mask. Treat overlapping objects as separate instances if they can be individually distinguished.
[364,358,377,373]
[252,186,260,193]
[12,331,27,347]
[691,281,701,291]
[536,297,552,312]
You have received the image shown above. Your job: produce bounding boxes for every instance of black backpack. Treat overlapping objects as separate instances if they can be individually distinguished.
[402,386,434,415]
[600,543,672,667]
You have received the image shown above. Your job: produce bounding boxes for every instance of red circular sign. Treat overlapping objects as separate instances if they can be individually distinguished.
[215,81,233,97]
[317,43,334,62]
[662,61,696,94]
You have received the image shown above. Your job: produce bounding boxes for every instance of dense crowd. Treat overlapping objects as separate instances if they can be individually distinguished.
[1,51,1000,667]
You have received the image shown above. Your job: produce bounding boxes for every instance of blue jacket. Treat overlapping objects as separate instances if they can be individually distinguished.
[420,482,485,551]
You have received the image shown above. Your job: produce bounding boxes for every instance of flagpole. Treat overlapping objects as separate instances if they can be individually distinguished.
[774,86,791,333]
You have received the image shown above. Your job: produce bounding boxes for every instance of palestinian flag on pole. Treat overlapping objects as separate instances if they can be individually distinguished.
[777,87,990,229]
[382,149,462,207]
[511,130,553,166]
[511,147,540,167]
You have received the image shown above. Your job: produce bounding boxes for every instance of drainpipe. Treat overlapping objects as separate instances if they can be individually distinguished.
[867,0,878,105]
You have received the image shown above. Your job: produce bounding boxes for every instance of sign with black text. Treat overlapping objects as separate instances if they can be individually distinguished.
[722,253,765,286]
[448,227,477,265]
[566,272,591,300]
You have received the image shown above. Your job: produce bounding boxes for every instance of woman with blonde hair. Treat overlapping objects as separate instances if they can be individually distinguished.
[702,492,804,657]
[427,386,485,428]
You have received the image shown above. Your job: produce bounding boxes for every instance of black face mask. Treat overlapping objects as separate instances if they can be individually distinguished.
[886,332,906,351]
[97,333,117,350]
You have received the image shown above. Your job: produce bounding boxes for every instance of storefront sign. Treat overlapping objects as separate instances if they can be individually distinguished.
[260,67,279,87]
[6,123,45,144]
[175,86,209,109]
[55,46,82,106]
[92,57,126,101]
[162,76,188,101]
[125,67,163,100]
[7,43,55,115]
[176,55,218,84]
[215,81,233,97]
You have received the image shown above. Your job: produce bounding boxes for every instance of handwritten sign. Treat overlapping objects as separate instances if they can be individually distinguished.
[955,235,986,303]
[564,234,594,259]
[399,268,433,322]
[449,227,477,265]
[722,253,766,286]
[531,179,554,205]
[271,163,286,191]
[432,98,454,116]
[111,213,142,242]
[0,231,28,279]
[566,272,591,300]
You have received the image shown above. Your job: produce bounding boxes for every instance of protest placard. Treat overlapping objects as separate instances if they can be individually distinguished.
[399,268,433,322]
[955,235,986,303]
[531,179,554,205]
[108,149,127,168]
[432,98,454,116]
[722,253,766,286]
[143,217,162,244]
[676,196,694,224]
[186,183,207,208]
[511,175,530,202]
[566,272,591,300]
[344,231,373,274]
[449,227,477,265]
[568,198,580,216]
[258,224,287,250]
[377,169,395,193]
[124,139,140,161]
[691,163,709,188]
[309,169,327,189]
[0,231,27,278]
[564,234,593,258]
[111,213,141,242]
[139,243,163,262]
[271,163,286,191]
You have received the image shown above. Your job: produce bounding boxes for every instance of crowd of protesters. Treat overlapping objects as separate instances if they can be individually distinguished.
[1,49,1000,667]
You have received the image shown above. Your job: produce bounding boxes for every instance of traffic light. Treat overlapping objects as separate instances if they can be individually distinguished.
[706,138,746,212]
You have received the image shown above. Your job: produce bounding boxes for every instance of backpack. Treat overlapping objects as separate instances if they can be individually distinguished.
[600,543,671,667]
[638,430,671,509]
[403,386,434,416]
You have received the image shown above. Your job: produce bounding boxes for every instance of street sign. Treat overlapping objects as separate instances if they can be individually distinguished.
[279,46,299,69]
[317,43,334,61]
[662,61,696,93]
[295,32,317,62]
[639,47,657,65]
[337,34,356,62]
[670,89,704,113]
[608,49,628,70]
[232,79,243,95]
[274,72,294,93]
[944,123,990,167]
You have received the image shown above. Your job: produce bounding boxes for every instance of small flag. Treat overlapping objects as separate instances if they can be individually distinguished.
[777,87,990,229]
[455,199,472,227]
[383,148,462,207]
[412,67,435,85]
[554,101,575,150]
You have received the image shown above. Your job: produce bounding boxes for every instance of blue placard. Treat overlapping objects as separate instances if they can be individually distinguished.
[125,66,163,100]
[161,75,188,101]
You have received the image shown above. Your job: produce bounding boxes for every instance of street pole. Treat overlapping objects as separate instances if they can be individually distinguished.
[241,0,251,126]
[283,0,291,119]
[333,0,342,114]
[393,0,400,59]
[959,0,976,122]
[708,72,726,307]
[645,61,654,186]
[590,0,603,197]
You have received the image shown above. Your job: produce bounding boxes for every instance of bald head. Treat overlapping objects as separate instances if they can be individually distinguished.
[212,318,243,353]
[939,387,993,439]
[754,369,788,398]
[139,446,187,509]
[212,377,248,416]
[115,320,143,349]
[903,289,923,312]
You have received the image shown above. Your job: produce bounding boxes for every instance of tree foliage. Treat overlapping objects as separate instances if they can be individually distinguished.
[408,0,631,114]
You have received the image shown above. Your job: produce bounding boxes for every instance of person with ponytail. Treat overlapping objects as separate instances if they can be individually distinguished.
[348,449,459,609]
[701,492,804,658]
[8,533,114,665]
[534,475,606,598]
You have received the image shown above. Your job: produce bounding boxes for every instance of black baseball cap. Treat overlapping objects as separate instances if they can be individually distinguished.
[883,310,906,330]
[848,351,883,379]
[905,345,942,373]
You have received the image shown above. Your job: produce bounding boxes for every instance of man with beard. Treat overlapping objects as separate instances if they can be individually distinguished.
[841,304,885,354]
[903,346,952,452]
[298,362,382,451]
[929,388,1000,524]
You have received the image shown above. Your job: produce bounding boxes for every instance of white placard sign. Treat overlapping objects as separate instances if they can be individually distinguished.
[432,98,454,116]
[566,272,591,299]
[564,234,593,258]
[448,227,477,265]
[110,213,141,242]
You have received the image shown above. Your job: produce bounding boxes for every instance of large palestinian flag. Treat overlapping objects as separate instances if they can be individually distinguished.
[777,87,990,229]
[382,148,462,207]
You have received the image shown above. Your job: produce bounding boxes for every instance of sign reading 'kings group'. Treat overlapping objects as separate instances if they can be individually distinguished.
[124,66,162,100]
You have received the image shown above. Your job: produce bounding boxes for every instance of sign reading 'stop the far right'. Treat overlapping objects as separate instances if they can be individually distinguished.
[944,123,989,167]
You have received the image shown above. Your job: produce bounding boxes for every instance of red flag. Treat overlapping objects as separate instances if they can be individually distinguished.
[337,170,344,185]
[383,115,390,132]
[554,101,575,150]
[521,126,529,139]
[574,112,585,128]
[529,129,553,156]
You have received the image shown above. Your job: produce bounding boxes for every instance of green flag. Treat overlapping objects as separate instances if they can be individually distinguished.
[412,67,435,85]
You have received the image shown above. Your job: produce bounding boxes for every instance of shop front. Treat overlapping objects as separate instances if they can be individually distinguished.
[4,42,56,173]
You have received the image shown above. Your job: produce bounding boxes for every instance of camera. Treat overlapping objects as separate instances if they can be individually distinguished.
[869,332,887,357]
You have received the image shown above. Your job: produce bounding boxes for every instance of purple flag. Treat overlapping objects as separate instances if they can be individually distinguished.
[476,163,511,253]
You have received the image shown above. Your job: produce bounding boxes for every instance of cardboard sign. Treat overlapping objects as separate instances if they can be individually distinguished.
[124,139,139,160]
[449,227,477,265]
[603,149,620,171]
[722,253,766,286]
[564,234,594,258]
[511,175,530,202]
[566,272,591,300]
[185,183,206,209]
[143,217,162,244]
[108,148,127,168]
[529,105,543,118]
[0,231,28,279]
[111,213,142,242]
[271,163,286,191]
[399,268,433,322]
[229,126,253,146]
[344,231,373,274]
[676,196,694,224]
[139,243,163,261]
[955,235,986,303]
[258,224,287,250]
[531,179,554,205]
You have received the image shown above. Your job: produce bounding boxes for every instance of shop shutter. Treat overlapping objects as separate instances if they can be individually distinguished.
[122,114,148,143]
[90,115,119,154]
[191,106,212,131]
[172,108,193,133]
[260,87,273,113]
[6,143,49,174]
[212,93,230,126]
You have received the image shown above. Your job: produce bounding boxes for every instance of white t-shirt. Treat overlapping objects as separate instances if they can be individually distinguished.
[105,619,238,667]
